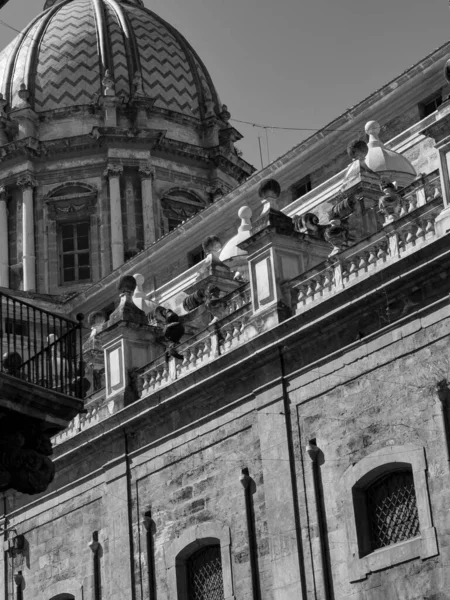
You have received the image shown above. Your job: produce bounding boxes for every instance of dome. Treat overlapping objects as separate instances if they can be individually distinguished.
[0,0,221,119]
[365,121,416,187]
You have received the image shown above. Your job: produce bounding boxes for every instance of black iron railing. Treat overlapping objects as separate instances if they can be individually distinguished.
[0,291,84,399]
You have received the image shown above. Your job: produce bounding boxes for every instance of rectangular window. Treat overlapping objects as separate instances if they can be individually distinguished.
[292,176,312,201]
[419,92,443,119]
[60,222,91,284]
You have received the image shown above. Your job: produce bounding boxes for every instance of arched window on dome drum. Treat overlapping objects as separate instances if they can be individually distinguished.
[186,544,224,600]
[160,190,206,234]
[365,469,419,552]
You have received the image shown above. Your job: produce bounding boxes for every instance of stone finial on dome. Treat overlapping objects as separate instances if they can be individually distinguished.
[364,120,416,187]
[219,206,253,262]
[102,70,116,97]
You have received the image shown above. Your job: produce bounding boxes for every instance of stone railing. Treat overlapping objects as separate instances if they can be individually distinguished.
[53,401,103,446]
[138,284,252,398]
[291,175,443,313]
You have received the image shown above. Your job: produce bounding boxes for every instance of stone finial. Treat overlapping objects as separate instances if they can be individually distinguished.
[259,178,281,215]
[132,273,157,315]
[118,275,137,295]
[202,235,222,259]
[220,104,231,122]
[107,275,147,326]
[102,70,116,97]
[219,206,253,262]
[347,139,368,162]
[238,206,252,232]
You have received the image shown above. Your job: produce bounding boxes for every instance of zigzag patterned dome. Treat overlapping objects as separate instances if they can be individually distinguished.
[0,0,222,119]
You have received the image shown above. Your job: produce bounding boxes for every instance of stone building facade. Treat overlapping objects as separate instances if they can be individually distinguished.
[2,1,450,600]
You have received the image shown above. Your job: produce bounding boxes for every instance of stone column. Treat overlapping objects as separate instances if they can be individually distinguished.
[17,175,36,291]
[104,164,124,270]
[139,165,157,247]
[0,186,9,288]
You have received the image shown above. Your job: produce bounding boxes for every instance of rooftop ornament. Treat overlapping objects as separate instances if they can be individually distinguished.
[259,178,282,216]
[219,206,253,262]
[364,120,416,188]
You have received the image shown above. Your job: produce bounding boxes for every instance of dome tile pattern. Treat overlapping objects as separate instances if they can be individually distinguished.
[0,0,221,119]
[34,0,100,111]
[127,6,200,116]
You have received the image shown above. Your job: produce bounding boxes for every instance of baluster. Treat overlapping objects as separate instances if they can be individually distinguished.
[415,219,425,243]
[322,269,333,293]
[224,327,233,349]
[377,244,388,263]
[367,247,377,268]
[358,252,368,273]
[404,225,416,248]
[425,217,436,238]
[348,258,359,280]
[141,373,149,396]
[296,285,307,307]
[305,280,315,303]
[149,370,157,390]
[399,199,408,217]
[408,193,417,213]
[204,336,212,359]
[232,322,241,346]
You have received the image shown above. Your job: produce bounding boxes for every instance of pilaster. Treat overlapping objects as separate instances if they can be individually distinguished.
[0,186,9,288]
[139,165,157,247]
[104,164,124,270]
[17,174,37,291]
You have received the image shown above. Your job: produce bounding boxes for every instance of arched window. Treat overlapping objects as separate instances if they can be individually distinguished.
[187,544,224,600]
[344,445,438,582]
[160,189,206,234]
[365,469,419,552]
[165,523,234,600]
[49,594,75,600]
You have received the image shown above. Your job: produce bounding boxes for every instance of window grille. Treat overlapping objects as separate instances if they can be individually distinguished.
[187,545,224,600]
[366,470,419,551]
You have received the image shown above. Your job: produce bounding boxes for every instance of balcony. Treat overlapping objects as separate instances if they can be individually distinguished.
[0,291,84,495]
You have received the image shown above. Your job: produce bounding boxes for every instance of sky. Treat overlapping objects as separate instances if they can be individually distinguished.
[0,0,449,169]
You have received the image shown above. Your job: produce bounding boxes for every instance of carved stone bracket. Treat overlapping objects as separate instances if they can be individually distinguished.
[0,185,8,202]
[104,163,124,178]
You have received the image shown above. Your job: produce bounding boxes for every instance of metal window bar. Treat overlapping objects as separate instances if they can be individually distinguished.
[0,291,84,399]
[366,470,420,551]
[187,545,224,600]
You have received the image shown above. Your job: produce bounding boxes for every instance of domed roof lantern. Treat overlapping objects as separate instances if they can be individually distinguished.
[219,206,253,262]
[364,120,416,187]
